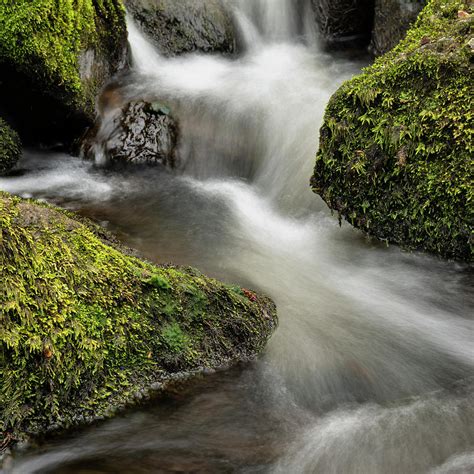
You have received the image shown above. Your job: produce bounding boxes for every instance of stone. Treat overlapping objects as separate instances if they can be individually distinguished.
[125,0,236,56]
[370,0,427,55]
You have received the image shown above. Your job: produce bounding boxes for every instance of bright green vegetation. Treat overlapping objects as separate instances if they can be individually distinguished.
[0,192,277,439]
[312,0,473,261]
[0,119,21,175]
[0,0,127,118]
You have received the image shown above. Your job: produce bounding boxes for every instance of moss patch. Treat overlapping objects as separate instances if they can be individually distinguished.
[312,0,473,261]
[0,192,277,440]
[0,119,21,175]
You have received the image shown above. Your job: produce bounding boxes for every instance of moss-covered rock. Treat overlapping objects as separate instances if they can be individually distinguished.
[0,192,277,441]
[312,0,473,261]
[0,118,21,175]
[0,0,129,145]
[125,0,236,56]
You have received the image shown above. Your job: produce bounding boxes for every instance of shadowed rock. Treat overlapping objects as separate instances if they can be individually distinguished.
[125,0,236,56]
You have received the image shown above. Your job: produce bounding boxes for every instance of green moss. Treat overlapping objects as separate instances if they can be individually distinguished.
[312,0,473,261]
[0,119,21,175]
[0,0,127,117]
[0,192,277,440]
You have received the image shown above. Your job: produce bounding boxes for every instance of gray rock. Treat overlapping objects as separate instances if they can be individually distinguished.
[125,0,236,56]
[370,0,426,55]
[86,100,178,167]
[311,0,375,48]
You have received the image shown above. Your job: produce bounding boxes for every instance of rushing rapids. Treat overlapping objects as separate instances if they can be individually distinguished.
[2,0,473,472]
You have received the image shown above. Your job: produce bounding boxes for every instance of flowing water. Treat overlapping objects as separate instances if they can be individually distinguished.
[2,1,474,472]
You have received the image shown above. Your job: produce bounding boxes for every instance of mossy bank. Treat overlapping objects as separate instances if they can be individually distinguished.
[0,0,128,145]
[0,192,277,443]
[312,0,473,261]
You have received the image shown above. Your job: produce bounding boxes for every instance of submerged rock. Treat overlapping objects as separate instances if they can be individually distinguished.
[0,118,21,175]
[84,99,178,167]
[125,0,236,56]
[0,191,277,442]
[311,0,375,48]
[312,0,473,261]
[370,0,426,55]
[0,0,129,146]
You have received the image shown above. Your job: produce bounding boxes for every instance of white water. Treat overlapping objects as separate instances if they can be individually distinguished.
[3,1,473,472]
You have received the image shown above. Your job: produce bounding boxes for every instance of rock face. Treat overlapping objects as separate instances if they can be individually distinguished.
[312,0,473,261]
[311,0,375,47]
[0,118,21,175]
[0,0,129,146]
[84,100,178,167]
[370,0,426,55]
[125,0,236,56]
[0,191,277,441]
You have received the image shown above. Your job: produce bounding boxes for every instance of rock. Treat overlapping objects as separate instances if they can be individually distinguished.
[0,191,277,441]
[83,99,178,167]
[370,0,427,55]
[311,0,375,48]
[125,0,236,56]
[0,118,21,175]
[312,0,473,261]
[0,1,129,146]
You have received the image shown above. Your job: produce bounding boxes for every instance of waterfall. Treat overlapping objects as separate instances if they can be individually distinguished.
[232,0,318,46]
[4,2,473,473]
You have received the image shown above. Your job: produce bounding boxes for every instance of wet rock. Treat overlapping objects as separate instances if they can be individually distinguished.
[85,100,178,167]
[370,0,427,55]
[311,0,375,48]
[125,0,236,56]
[0,1,129,146]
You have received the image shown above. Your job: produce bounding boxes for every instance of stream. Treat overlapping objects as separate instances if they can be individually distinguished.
[2,1,473,472]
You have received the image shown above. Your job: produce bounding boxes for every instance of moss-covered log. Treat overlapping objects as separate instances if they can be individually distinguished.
[0,118,21,175]
[0,0,128,145]
[312,0,473,261]
[0,192,277,440]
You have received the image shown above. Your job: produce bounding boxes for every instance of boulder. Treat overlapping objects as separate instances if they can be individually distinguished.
[0,118,21,175]
[83,98,178,167]
[370,0,427,55]
[125,0,236,56]
[0,191,277,442]
[0,0,129,146]
[311,0,375,48]
[312,0,473,261]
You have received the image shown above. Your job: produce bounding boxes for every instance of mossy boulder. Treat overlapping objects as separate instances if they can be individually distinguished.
[0,118,21,175]
[370,0,427,55]
[312,0,473,261]
[125,0,236,56]
[0,192,277,441]
[0,0,129,145]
